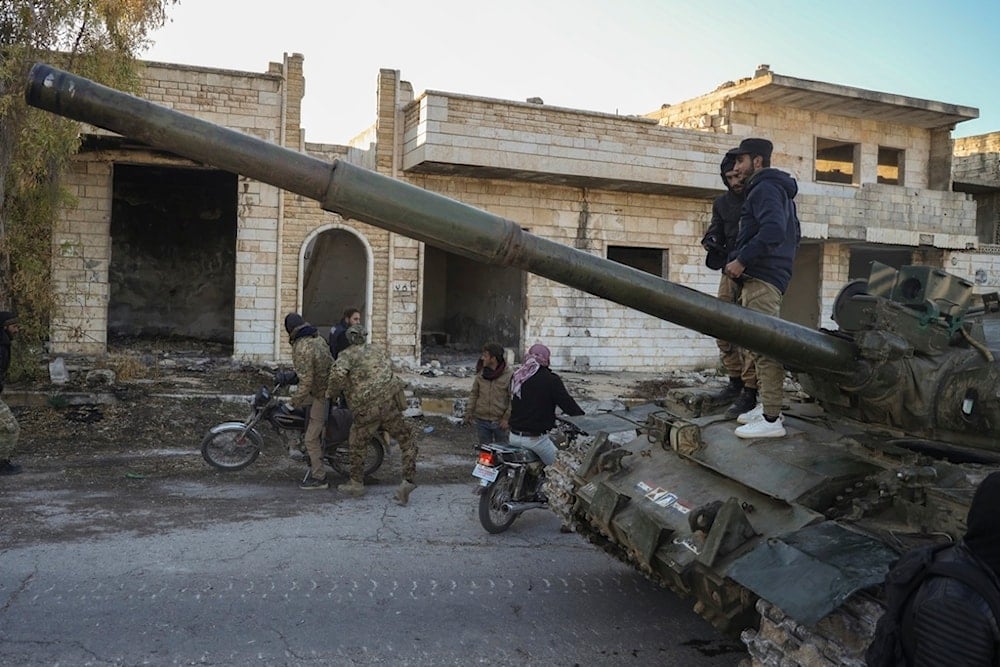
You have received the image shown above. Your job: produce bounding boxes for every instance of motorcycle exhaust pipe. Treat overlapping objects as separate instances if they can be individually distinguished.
[501,501,548,514]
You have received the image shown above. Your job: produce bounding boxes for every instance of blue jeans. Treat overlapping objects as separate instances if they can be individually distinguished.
[476,419,509,445]
[509,432,557,466]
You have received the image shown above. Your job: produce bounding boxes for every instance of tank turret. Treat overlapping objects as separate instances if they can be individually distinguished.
[24,63,1000,451]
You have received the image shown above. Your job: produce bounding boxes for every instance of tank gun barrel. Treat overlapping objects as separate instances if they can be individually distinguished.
[26,63,858,374]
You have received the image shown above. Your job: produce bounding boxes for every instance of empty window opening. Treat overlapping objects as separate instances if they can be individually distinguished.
[815,138,859,185]
[877,146,904,185]
[607,245,668,278]
[109,164,237,353]
[422,246,524,363]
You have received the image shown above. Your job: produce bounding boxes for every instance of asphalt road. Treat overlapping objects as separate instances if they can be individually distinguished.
[1,479,747,666]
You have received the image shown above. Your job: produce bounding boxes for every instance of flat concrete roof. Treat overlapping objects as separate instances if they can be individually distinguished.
[727,71,979,130]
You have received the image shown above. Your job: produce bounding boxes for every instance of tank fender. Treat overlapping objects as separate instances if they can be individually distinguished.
[727,521,898,626]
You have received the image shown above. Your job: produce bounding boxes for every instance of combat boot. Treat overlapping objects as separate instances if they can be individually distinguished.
[338,479,366,497]
[394,480,417,506]
[712,376,744,403]
[725,388,758,419]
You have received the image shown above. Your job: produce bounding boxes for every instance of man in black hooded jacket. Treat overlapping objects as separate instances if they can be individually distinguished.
[0,311,22,475]
[899,472,1000,665]
[723,138,800,440]
[702,152,756,417]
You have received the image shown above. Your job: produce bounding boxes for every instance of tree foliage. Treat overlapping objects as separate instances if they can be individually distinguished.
[0,0,176,378]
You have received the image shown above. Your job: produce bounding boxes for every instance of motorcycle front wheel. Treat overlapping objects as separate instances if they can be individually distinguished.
[478,474,518,534]
[200,424,264,470]
[326,435,386,479]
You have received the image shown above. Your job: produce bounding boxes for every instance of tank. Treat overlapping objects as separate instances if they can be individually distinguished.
[25,63,1000,665]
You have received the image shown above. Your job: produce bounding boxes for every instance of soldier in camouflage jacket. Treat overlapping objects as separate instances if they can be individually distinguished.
[285,313,333,490]
[326,324,418,505]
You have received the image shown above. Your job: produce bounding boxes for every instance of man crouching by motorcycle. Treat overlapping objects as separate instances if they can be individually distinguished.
[326,324,419,506]
[508,343,584,466]
[285,313,334,490]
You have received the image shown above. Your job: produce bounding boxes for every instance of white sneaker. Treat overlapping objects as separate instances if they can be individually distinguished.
[735,415,786,439]
[737,404,764,424]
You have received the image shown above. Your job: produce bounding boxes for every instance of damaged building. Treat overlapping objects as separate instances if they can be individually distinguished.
[51,54,1000,371]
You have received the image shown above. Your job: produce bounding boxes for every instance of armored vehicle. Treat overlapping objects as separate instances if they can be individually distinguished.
[26,63,1000,666]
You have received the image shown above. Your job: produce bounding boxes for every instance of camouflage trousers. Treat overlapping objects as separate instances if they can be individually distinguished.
[0,396,19,459]
[740,277,785,417]
[716,274,757,388]
[348,400,416,484]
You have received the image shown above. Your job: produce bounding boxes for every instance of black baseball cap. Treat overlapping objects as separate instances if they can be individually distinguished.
[726,138,773,161]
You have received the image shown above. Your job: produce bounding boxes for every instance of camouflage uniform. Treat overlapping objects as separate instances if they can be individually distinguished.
[290,329,333,482]
[326,341,416,485]
[0,315,18,462]
[0,400,18,461]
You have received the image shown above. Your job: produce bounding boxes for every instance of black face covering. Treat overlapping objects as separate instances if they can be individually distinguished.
[965,472,1000,576]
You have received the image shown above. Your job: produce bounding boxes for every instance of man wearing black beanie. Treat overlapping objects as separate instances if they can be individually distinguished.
[701,151,755,414]
[284,312,333,490]
[900,472,1000,664]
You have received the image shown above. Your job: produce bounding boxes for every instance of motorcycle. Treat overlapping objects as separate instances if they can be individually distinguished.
[200,372,385,479]
[472,418,583,534]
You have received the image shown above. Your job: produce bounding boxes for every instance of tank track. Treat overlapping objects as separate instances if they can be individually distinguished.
[742,595,882,666]
[547,437,885,667]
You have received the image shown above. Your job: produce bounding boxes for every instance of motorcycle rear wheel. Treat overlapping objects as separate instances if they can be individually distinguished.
[200,425,263,470]
[478,475,518,534]
[325,435,385,479]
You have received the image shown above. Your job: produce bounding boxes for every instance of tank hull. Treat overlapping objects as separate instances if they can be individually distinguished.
[550,394,990,665]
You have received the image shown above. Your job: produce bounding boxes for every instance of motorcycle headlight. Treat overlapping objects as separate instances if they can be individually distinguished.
[252,386,270,408]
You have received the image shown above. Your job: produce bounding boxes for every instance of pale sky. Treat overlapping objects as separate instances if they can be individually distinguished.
[144,0,998,144]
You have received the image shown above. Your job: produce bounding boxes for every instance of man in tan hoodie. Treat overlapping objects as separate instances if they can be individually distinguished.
[465,342,513,445]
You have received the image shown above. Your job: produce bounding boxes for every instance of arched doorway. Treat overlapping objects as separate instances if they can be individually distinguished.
[302,227,369,335]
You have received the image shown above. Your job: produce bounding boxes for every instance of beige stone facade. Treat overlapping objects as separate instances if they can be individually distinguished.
[51,56,1000,372]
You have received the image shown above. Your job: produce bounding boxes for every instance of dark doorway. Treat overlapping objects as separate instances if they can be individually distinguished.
[302,228,368,335]
[422,247,524,358]
[109,164,237,349]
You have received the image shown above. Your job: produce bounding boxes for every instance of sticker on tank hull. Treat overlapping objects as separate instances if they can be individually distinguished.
[636,481,691,514]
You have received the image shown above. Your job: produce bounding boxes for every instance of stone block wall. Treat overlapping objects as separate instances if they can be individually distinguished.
[403,92,734,193]
[51,159,113,354]
[53,59,292,359]
[408,173,720,370]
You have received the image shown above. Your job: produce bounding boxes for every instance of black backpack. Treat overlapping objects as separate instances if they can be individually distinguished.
[866,543,1000,666]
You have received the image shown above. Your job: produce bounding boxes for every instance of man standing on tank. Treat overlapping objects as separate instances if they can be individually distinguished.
[702,152,757,418]
[723,138,800,439]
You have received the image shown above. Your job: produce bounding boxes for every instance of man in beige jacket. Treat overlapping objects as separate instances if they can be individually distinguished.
[465,342,513,445]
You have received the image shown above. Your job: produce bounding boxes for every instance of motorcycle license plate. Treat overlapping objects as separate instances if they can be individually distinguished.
[472,463,499,483]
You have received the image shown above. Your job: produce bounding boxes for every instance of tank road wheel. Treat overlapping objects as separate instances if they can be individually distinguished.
[200,425,263,471]
[478,475,518,534]
[326,436,385,479]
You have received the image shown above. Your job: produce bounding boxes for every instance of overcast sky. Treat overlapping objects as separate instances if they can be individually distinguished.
[144,0,998,144]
